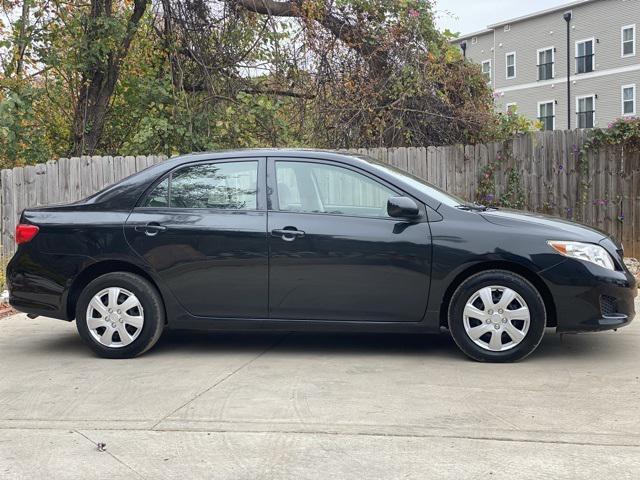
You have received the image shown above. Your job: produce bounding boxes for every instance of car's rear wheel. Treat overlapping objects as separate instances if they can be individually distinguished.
[448,270,546,362]
[76,272,164,358]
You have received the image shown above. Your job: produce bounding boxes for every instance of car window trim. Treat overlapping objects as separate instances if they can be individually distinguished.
[267,157,426,220]
[136,157,267,211]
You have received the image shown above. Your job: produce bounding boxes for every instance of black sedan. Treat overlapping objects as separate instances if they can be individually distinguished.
[6,150,637,361]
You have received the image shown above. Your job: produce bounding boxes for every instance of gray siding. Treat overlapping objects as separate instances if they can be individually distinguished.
[461,31,496,87]
[493,11,570,89]
[455,0,640,129]
[496,70,639,129]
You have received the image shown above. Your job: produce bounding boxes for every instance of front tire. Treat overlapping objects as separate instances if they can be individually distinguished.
[76,272,165,358]
[448,270,546,362]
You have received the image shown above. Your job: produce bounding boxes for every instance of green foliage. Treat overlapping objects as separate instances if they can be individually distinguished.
[486,106,541,141]
[476,146,526,209]
[584,117,640,152]
[0,83,51,167]
[570,117,640,222]
[0,0,502,165]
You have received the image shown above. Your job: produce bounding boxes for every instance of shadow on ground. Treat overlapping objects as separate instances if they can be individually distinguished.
[29,321,630,363]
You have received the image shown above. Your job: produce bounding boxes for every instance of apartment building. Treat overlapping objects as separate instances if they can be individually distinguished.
[454,0,639,130]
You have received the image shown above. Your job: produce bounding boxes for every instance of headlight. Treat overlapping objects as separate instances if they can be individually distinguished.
[547,241,615,270]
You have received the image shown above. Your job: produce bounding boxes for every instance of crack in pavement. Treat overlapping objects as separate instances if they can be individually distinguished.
[145,428,640,449]
[2,426,639,450]
[150,333,290,430]
[75,430,145,479]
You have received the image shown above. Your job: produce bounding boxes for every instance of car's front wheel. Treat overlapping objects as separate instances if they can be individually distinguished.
[76,272,165,358]
[448,270,546,362]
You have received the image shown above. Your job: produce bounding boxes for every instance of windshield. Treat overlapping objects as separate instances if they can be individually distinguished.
[366,160,469,208]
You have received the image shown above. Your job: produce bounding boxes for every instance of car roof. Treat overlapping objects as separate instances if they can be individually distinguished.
[164,149,371,167]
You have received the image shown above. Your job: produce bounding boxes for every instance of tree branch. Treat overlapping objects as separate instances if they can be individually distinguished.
[242,87,316,99]
[234,0,388,71]
[234,0,300,16]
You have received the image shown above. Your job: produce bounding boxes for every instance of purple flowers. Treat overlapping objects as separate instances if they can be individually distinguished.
[566,207,573,219]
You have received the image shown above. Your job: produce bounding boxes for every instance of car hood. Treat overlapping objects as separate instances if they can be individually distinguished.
[479,209,608,243]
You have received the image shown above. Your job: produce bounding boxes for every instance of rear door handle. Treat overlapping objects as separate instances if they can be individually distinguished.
[271,228,305,241]
[135,223,168,236]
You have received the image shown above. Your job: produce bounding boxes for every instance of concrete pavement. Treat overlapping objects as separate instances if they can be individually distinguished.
[1,298,639,479]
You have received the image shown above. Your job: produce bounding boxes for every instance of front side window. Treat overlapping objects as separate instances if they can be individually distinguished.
[144,161,258,209]
[538,102,555,131]
[537,48,554,80]
[506,52,516,79]
[481,60,491,82]
[275,161,395,218]
[577,96,595,129]
[576,39,594,74]
[622,25,636,57]
[623,85,636,115]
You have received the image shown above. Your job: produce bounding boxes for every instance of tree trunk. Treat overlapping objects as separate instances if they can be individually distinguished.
[70,0,148,156]
[6,0,32,77]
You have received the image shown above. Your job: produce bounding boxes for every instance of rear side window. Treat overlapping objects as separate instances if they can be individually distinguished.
[143,161,258,210]
[144,178,169,207]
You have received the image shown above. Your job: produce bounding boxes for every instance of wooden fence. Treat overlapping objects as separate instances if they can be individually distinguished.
[1,130,639,258]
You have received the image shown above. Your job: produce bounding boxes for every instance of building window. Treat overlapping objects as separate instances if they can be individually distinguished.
[577,95,595,129]
[576,39,595,74]
[622,84,636,116]
[506,52,516,79]
[537,47,554,80]
[622,25,636,57]
[538,101,555,131]
[481,60,491,82]
[506,103,518,114]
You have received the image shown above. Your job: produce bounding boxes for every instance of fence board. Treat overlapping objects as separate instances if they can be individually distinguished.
[35,163,48,206]
[1,169,14,256]
[24,166,37,210]
[632,152,640,258]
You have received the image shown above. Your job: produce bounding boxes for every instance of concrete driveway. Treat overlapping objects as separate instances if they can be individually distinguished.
[1,298,639,479]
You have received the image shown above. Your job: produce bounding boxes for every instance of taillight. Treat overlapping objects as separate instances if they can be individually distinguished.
[16,224,39,244]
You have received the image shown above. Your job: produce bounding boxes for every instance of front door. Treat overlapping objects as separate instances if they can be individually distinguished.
[268,159,431,322]
[125,158,268,318]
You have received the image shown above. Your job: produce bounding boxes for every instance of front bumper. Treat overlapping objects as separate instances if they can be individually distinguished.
[540,259,637,333]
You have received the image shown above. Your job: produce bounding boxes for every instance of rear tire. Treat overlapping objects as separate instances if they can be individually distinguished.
[448,270,546,362]
[76,272,165,358]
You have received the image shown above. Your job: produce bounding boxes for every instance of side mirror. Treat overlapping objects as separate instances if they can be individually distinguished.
[387,196,420,219]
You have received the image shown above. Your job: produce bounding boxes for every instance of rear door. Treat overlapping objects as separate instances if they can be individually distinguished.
[125,158,268,318]
[267,158,432,322]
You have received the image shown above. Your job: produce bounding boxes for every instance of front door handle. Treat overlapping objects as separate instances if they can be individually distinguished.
[271,228,305,241]
[135,223,168,236]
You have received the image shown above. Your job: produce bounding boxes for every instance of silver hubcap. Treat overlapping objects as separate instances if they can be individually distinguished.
[86,287,144,348]
[462,285,530,352]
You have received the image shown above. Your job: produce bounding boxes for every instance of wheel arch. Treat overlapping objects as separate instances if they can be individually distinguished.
[67,260,166,322]
[439,261,557,328]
